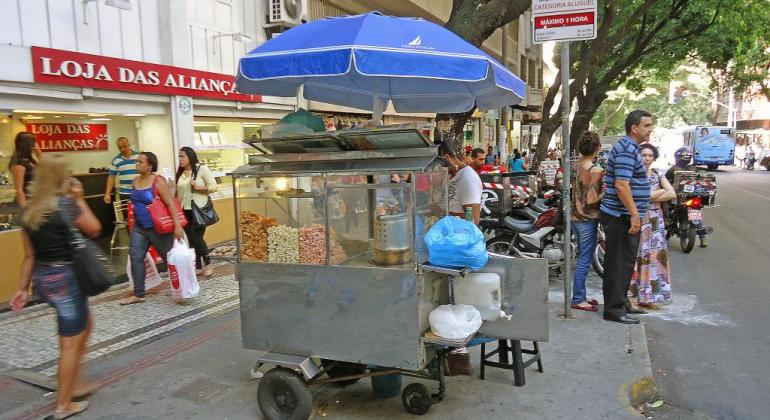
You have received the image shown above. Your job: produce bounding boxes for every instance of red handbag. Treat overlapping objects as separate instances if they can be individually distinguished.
[147,176,187,234]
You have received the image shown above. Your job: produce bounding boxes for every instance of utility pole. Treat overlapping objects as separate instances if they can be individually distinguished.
[560,41,572,318]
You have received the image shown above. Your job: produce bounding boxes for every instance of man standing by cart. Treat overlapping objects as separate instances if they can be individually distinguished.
[439,143,482,226]
[599,110,653,324]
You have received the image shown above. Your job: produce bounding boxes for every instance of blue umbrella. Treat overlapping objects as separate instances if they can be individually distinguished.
[236,12,526,117]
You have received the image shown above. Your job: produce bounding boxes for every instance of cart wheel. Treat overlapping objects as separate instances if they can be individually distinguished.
[401,383,432,415]
[257,367,313,420]
[320,359,366,386]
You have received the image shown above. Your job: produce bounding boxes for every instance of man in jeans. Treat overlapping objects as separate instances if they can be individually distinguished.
[599,110,653,324]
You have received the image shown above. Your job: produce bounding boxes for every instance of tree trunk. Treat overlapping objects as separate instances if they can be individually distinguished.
[434,110,475,155]
[434,0,532,155]
[534,114,562,167]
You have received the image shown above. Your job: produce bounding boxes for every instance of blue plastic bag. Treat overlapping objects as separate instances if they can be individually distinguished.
[424,216,489,270]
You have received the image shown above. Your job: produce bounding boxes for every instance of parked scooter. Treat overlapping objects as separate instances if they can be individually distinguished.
[486,189,576,274]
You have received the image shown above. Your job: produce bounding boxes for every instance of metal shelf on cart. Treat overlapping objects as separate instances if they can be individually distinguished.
[419,263,471,277]
[420,329,477,348]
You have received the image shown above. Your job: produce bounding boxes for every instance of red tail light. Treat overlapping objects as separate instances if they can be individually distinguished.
[685,197,702,209]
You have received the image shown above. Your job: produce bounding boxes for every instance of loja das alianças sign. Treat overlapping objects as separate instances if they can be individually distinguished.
[31,46,261,102]
[26,123,109,152]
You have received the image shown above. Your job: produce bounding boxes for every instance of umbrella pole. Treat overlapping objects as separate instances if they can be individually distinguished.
[372,96,384,126]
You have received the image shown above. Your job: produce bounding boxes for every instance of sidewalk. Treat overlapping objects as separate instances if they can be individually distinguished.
[0,261,237,377]
[1,267,654,419]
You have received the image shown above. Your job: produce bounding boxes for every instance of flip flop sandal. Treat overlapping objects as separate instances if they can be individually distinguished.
[587,299,599,306]
[571,303,598,312]
[119,297,145,305]
[47,400,89,420]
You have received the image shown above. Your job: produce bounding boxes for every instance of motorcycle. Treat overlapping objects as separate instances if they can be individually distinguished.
[665,195,713,253]
[664,170,715,252]
[592,222,606,278]
[486,190,576,274]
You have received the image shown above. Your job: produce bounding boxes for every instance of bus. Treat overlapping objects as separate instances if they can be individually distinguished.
[683,126,736,170]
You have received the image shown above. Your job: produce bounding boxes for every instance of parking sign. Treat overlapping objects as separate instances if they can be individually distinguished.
[532,0,598,43]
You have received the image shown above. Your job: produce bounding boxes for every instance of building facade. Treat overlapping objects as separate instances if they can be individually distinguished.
[0,0,544,301]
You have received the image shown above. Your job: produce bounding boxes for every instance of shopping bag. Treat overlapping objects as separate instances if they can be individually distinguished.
[147,176,187,234]
[429,304,483,339]
[166,239,199,300]
[126,253,163,292]
[424,216,489,270]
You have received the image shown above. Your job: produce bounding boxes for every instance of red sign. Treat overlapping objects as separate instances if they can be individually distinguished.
[26,123,109,152]
[31,46,261,102]
[534,12,595,29]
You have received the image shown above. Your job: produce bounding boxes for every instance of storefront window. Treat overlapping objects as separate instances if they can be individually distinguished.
[193,118,276,200]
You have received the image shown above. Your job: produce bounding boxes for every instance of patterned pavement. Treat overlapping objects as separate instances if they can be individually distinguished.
[0,262,238,377]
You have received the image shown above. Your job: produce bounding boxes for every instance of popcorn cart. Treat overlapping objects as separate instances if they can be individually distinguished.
[230,124,548,418]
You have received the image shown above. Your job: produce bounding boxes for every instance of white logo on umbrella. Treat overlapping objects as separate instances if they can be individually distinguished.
[407,36,422,46]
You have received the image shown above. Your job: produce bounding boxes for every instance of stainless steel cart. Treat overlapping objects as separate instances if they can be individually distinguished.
[229,124,549,419]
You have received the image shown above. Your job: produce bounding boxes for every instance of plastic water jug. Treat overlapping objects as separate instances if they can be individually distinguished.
[454,273,502,321]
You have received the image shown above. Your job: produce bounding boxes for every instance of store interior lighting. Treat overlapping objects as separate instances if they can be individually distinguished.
[123,113,147,117]
[91,117,112,121]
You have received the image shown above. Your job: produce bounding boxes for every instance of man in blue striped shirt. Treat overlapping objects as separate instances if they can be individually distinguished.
[599,110,653,324]
[103,137,139,204]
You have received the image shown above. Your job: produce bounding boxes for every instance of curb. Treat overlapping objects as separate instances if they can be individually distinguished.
[624,321,656,411]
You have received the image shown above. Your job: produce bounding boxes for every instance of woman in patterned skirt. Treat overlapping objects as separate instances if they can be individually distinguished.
[629,144,676,310]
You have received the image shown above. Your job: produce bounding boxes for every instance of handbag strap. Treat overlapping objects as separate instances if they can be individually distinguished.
[151,175,163,200]
[59,197,86,251]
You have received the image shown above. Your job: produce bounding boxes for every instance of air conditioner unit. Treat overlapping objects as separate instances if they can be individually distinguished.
[268,0,306,26]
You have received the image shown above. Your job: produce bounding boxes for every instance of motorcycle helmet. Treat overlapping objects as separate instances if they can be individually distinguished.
[674,147,692,166]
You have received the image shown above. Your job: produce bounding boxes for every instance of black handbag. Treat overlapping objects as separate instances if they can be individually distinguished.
[61,202,116,296]
[191,196,219,227]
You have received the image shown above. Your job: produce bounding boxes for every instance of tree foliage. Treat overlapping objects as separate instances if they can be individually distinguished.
[434,0,532,155]
[535,0,769,166]
[592,64,716,136]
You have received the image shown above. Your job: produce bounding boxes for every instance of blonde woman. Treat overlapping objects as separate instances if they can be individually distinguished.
[10,154,101,419]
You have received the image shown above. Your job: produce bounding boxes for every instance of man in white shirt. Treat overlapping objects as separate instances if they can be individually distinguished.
[439,143,482,225]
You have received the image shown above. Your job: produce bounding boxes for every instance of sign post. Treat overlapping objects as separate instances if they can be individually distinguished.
[533,0,597,318]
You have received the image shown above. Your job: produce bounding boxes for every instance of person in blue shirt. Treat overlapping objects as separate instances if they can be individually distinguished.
[103,137,139,204]
[508,149,526,172]
[599,110,653,324]
[485,146,495,165]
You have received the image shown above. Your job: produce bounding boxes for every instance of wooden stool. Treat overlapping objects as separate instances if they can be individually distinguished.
[479,339,543,386]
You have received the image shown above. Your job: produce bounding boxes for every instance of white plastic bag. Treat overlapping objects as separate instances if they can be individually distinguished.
[127,252,163,292]
[166,239,199,300]
[429,304,483,339]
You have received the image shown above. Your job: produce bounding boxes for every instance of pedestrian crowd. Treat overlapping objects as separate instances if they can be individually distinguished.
[8,134,219,419]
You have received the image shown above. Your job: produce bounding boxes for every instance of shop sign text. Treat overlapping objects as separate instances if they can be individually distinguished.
[31,47,261,102]
[26,123,109,152]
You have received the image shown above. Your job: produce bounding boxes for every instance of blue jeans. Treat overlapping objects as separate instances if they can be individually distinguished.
[33,264,89,336]
[572,219,598,304]
[129,226,173,298]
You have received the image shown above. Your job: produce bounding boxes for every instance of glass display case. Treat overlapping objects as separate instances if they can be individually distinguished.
[231,124,446,268]
[193,119,272,200]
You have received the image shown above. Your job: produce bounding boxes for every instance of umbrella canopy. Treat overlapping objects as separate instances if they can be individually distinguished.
[236,12,526,115]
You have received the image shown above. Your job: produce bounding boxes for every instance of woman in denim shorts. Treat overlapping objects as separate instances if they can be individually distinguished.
[11,154,102,419]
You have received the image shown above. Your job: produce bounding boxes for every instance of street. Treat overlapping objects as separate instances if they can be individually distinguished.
[644,166,770,419]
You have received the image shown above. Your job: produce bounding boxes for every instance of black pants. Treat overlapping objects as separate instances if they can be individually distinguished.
[183,210,210,269]
[600,212,642,318]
